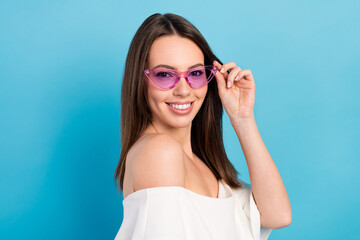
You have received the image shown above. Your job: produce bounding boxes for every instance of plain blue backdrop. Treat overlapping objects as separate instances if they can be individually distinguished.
[1,0,359,239]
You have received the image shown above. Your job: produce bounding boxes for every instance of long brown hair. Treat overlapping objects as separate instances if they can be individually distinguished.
[114,13,243,192]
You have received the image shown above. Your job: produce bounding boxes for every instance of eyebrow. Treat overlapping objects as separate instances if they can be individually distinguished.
[153,63,204,70]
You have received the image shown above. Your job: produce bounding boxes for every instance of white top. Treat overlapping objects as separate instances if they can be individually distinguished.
[115,179,272,240]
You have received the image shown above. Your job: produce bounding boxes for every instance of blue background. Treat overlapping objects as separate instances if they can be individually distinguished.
[1,0,359,239]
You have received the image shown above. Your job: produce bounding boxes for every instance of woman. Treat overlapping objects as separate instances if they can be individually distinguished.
[114,13,292,240]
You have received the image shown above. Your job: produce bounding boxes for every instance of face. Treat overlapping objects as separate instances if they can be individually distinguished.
[145,35,208,130]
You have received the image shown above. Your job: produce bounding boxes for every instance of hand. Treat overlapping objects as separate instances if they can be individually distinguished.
[213,61,256,120]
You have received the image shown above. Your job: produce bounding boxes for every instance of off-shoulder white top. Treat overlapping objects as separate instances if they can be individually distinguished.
[114,179,272,240]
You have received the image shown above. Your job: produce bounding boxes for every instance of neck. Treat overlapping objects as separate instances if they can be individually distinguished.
[149,120,194,160]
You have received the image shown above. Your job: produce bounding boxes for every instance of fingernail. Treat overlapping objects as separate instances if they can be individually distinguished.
[235,76,239,81]
[220,68,225,73]
[227,81,231,88]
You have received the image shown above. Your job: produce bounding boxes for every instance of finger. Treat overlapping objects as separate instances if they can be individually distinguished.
[236,69,254,82]
[213,60,229,79]
[219,61,237,75]
[227,66,242,88]
[213,60,222,72]
[213,61,227,95]
[235,78,256,89]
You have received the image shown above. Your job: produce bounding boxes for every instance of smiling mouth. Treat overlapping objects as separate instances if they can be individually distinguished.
[165,101,194,105]
[165,101,194,110]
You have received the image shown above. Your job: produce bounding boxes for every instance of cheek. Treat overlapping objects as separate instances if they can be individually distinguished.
[147,84,167,107]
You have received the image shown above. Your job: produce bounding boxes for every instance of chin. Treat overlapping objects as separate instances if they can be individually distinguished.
[166,117,194,129]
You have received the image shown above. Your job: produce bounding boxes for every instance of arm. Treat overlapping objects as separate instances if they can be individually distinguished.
[231,117,292,229]
[212,60,292,229]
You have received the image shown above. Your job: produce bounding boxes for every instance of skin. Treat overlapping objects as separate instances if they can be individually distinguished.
[212,61,292,228]
[144,35,207,156]
[131,35,292,229]
[126,35,219,202]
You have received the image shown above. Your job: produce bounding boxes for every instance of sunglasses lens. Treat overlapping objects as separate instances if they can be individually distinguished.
[188,67,214,88]
[150,69,177,89]
[146,66,216,90]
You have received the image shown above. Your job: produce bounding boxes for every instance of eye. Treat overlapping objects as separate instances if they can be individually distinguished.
[155,71,173,78]
[189,70,204,77]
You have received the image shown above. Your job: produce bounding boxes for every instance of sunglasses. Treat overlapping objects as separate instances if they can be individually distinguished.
[144,65,218,90]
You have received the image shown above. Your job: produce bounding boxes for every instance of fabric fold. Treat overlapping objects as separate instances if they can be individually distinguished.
[115,179,272,240]
[233,180,272,240]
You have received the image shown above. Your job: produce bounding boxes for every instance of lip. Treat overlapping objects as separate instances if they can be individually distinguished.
[166,101,194,115]
[166,101,194,104]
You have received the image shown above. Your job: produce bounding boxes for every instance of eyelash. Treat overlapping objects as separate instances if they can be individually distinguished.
[156,72,173,78]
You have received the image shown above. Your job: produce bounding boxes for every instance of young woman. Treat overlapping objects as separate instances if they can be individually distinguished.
[114,13,292,240]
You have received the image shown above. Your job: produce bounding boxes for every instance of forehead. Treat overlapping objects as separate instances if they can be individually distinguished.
[148,35,204,70]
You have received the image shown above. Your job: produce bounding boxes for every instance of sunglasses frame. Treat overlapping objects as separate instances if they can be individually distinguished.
[144,65,218,90]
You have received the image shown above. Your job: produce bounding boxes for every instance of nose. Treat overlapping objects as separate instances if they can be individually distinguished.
[172,76,191,97]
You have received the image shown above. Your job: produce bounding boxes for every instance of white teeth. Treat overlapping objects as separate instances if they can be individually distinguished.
[169,103,191,110]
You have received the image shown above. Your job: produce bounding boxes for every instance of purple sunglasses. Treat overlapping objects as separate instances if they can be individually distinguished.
[144,65,218,90]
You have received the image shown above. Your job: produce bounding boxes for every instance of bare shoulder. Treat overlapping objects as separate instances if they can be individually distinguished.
[128,133,186,192]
